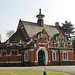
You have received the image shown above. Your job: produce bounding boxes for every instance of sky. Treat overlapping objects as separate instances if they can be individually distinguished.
[0,0,75,42]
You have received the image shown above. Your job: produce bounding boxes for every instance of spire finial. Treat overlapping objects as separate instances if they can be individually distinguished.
[39,9,41,14]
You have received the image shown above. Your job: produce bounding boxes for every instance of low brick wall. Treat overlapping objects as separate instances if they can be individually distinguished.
[0,61,75,67]
[50,61,75,66]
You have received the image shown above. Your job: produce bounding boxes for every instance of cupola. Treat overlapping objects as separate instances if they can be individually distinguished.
[36,9,45,27]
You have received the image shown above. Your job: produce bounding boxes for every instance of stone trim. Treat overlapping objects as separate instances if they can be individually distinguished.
[63,52,68,61]
[52,51,56,61]
[0,61,22,63]
[36,46,48,65]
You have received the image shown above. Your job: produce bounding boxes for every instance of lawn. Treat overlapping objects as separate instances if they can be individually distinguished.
[0,71,74,75]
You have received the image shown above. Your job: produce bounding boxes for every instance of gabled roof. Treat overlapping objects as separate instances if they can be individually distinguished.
[51,32,68,40]
[36,38,47,44]
[6,28,26,43]
[32,29,49,39]
[21,20,60,38]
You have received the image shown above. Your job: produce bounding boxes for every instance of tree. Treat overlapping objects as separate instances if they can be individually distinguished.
[0,33,1,43]
[72,37,75,55]
[61,20,75,39]
[6,30,15,38]
[61,21,75,55]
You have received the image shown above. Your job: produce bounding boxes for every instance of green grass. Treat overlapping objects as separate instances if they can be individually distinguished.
[0,71,74,75]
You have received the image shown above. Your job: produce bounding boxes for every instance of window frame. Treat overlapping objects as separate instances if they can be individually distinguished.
[24,51,28,61]
[1,52,6,56]
[59,42,64,47]
[52,51,56,61]
[59,36,64,47]
[11,51,18,56]
[63,52,68,60]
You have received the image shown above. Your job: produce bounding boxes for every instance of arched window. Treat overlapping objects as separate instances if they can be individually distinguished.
[24,52,28,61]
[52,51,56,61]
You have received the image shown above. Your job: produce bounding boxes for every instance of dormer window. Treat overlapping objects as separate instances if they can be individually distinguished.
[42,34,47,42]
[59,43,64,47]
[43,37,47,41]
[59,36,64,47]
[59,36,64,42]
[59,39,64,42]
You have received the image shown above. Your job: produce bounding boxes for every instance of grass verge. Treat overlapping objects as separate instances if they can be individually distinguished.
[0,71,74,75]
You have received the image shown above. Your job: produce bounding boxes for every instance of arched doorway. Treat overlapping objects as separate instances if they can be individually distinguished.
[38,50,45,66]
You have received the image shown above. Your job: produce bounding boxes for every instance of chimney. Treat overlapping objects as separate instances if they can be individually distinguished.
[36,9,45,27]
[55,22,60,27]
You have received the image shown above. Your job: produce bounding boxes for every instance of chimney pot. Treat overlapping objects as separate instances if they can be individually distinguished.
[55,22,60,27]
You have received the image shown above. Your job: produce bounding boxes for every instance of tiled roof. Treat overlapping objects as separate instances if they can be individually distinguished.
[22,21,60,38]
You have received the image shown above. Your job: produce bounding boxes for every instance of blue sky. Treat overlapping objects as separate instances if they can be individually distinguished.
[0,0,75,42]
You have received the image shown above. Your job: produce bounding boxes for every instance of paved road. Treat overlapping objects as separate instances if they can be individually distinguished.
[0,66,75,74]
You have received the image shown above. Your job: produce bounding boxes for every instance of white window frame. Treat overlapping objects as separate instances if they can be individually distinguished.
[11,50,18,56]
[24,51,28,61]
[1,50,7,56]
[52,51,56,61]
[1,52,7,56]
[63,52,68,60]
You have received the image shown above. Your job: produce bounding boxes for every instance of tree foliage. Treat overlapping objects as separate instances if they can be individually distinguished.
[0,33,1,43]
[72,38,75,55]
[6,30,15,38]
[61,20,75,38]
[61,20,75,55]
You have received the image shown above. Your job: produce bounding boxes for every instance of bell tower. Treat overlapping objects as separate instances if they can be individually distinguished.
[36,9,45,27]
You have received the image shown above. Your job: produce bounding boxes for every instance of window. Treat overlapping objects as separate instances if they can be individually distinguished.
[43,37,47,41]
[59,36,64,47]
[24,52,28,60]
[59,43,64,47]
[52,41,55,47]
[63,53,67,60]
[11,51,17,55]
[42,34,47,42]
[53,52,56,60]
[2,52,6,56]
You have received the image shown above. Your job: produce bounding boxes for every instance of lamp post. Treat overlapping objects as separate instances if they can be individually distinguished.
[43,54,46,75]
[21,45,25,66]
[58,49,60,66]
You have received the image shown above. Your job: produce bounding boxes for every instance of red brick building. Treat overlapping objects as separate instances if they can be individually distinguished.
[0,9,74,66]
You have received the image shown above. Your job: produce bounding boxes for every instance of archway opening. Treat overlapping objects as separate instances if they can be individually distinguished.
[38,50,45,66]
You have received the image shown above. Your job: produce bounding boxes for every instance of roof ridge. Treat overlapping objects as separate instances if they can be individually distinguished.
[22,20,37,24]
[45,24,55,27]
[21,20,55,27]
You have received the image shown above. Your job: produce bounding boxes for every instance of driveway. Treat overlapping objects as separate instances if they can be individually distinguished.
[0,66,75,74]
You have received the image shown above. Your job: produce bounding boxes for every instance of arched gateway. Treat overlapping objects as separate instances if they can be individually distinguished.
[37,47,48,66]
[38,50,45,66]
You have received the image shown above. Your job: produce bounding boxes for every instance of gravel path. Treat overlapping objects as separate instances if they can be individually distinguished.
[0,66,75,74]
